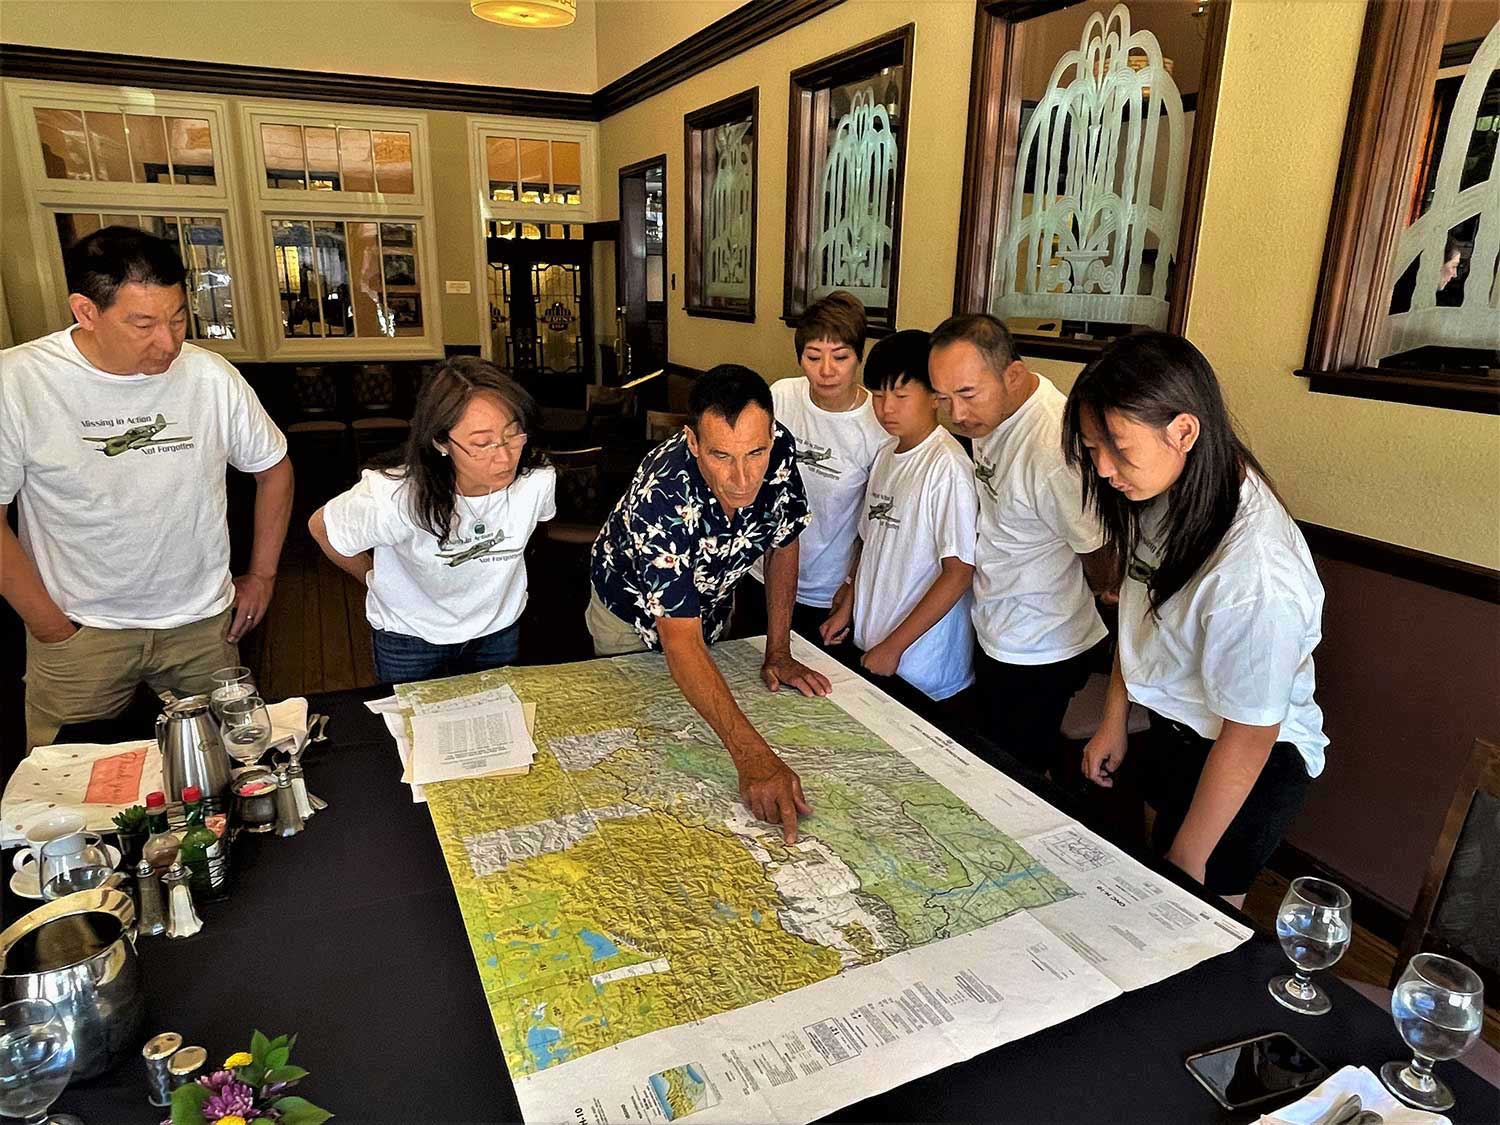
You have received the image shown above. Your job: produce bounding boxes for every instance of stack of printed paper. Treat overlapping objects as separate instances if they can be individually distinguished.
[365,684,538,803]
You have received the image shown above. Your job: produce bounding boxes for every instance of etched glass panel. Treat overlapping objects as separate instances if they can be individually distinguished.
[534,262,582,373]
[810,67,903,312]
[1380,17,1500,377]
[702,118,754,306]
[991,3,1188,336]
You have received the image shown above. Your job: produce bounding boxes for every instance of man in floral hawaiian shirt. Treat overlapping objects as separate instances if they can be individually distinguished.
[588,364,832,844]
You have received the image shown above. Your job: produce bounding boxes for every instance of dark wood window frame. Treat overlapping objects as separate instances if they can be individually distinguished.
[1301,0,1497,415]
[783,24,916,334]
[952,0,1231,363]
[684,87,759,323]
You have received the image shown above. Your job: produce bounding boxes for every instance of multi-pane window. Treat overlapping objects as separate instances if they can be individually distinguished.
[484,136,583,205]
[259,123,415,194]
[54,211,235,340]
[33,108,216,185]
[270,219,422,339]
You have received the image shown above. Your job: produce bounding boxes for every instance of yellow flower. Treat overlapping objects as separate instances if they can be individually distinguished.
[216,1117,247,1125]
[223,1052,253,1069]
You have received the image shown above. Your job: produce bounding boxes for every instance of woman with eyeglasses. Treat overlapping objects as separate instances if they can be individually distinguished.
[309,357,555,682]
[1062,332,1326,908]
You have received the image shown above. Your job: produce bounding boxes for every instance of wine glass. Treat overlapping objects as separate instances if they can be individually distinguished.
[0,998,76,1125]
[1379,952,1484,1111]
[38,835,113,900]
[1268,876,1352,1015]
[209,665,256,721]
[220,694,273,767]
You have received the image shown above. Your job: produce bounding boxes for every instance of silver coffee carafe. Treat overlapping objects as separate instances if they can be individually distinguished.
[156,694,232,811]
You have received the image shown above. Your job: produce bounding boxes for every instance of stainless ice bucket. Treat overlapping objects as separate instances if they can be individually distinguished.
[0,886,145,1080]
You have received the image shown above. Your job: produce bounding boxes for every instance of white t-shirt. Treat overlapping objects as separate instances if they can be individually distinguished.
[751,377,891,606]
[0,327,288,629]
[1119,472,1328,777]
[853,426,979,701]
[971,375,1107,665]
[323,465,556,644]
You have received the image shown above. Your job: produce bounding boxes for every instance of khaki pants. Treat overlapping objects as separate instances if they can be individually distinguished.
[584,587,649,657]
[24,608,238,750]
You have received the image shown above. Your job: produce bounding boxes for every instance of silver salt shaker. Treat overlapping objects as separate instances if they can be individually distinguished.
[273,766,304,837]
[163,861,203,938]
[168,1044,206,1089]
[143,1031,182,1106]
[287,757,315,820]
[135,859,166,937]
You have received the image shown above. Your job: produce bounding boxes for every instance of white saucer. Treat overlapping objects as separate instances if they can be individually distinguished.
[11,843,123,900]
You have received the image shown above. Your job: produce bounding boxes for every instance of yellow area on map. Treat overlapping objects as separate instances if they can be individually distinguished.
[409,641,1075,1078]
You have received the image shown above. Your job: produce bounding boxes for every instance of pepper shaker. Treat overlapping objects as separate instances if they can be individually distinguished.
[142,1032,182,1107]
[287,757,315,820]
[163,860,203,938]
[134,859,166,937]
[273,766,304,837]
[167,1045,207,1089]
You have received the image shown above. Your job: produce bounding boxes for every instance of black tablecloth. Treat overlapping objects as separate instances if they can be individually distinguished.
[8,687,1495,1124]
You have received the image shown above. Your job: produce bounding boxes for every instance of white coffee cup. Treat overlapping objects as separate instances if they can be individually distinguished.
[13,811,87,873]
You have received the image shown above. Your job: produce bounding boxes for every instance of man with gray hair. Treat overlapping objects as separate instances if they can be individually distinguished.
[928,313,1115,773]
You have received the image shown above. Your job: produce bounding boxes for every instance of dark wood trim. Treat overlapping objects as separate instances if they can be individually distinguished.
[1298,521,1500,604]
[1164,0,1229,335]
[618,154,668,372]
[442,344,482,358]
[1302,367,1500,415]
[1267,841,1409,947]
[594,0,847,118]
[1301,1,1447,376]
[782,24,915,331]
[683,87,759,322]
[0,43,595,118]
[952,1,1233,331]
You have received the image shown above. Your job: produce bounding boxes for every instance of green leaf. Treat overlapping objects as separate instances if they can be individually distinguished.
[251,1028,271,1063]
[170,1081,210,1125]
[264,1064,309,1084]
[241,1062,266,1088]
[266,1045,290,1069]
[272,1094,333,1125]
[269,1033,290,1052]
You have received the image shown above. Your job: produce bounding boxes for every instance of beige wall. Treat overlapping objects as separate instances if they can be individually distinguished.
[598,0,978,382]
[0,0,600,91]
[596,0,1500,568]
[595,0,744,86]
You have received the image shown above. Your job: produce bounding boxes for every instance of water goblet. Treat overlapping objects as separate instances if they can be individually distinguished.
[1379,952,1484,1112]
[220,694,273,767]
[209,665,256,721]
[38,835,113,900]
[1268,876,1352,1015]
[0,998,77,1125]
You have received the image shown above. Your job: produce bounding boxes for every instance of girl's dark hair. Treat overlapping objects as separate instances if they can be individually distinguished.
[1061,331,1274,614]
[392,357,543,546]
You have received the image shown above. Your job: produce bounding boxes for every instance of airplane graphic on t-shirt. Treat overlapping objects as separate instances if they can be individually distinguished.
[435,530,509,567]
[974,458,999,499]
[793,443,840,478]
[82,414,191,457]
[867,496,901,528]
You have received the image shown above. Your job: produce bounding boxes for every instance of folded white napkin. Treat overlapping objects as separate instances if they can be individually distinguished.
[1258,1065,1452,1124]
[267,697,310,750]
[2,741,163,846]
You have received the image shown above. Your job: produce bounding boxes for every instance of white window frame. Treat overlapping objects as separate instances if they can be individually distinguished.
[466,115,598,361]
[239,99,442,361]
[4,79,256,361]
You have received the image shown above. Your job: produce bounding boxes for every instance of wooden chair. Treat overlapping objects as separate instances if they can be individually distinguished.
[350,364,409,471]
[539,406,588,446]
[1393,737,1500,994]
[645,410,690,443]
[541,446,608,546]
[585,384,634,414]
[285,366,351,512]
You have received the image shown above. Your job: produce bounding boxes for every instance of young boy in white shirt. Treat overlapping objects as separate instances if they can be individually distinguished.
[821,330,978,705]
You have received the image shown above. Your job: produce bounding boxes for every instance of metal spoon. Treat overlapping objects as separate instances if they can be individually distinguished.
[309,714,330,743]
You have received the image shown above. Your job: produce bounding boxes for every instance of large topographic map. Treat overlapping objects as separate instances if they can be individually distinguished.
[397,638,1250,1125]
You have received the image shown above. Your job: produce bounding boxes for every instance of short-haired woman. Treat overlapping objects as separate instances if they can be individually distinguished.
[309,358,555,683]
[750,290,890,644]
[1062,332,1326,906]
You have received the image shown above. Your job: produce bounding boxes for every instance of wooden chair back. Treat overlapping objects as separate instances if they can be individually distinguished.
[1393,736,1500,995]
[645,410,690,443]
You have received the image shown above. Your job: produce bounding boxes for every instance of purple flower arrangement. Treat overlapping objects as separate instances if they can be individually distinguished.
[168,1031,330,1125]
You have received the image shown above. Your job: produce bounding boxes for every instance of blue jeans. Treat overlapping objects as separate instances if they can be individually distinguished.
[372,621,520,684]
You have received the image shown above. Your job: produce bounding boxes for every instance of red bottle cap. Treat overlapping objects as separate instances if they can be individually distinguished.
[146,791,166,808]
[182,785,202,804]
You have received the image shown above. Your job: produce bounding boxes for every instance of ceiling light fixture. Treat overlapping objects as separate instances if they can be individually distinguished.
[469,0,576,29]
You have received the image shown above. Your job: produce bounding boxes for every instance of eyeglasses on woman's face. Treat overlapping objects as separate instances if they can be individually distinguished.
[449,427,528,458]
